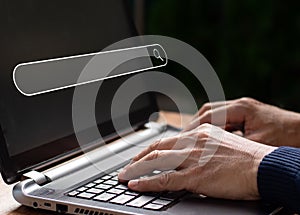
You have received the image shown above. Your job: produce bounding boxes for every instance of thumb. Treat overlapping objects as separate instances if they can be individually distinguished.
[128,171,186,192]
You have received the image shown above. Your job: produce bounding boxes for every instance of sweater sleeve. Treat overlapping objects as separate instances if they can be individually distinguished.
[257,147,300,212]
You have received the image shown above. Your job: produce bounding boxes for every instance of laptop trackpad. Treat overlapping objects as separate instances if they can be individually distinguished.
[167,194,276,215]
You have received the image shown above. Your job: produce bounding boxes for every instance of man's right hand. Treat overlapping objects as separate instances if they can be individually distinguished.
[184,97,300,147]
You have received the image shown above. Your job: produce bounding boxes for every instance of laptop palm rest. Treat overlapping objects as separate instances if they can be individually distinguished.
[44,126,179,190]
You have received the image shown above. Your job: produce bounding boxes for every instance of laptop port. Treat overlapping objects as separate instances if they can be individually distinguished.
[33,202,38,208]
[44,202,51,207]
[56,204,68,213]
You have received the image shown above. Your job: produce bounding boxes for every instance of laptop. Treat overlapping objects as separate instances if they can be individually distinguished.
[0,1,280,214]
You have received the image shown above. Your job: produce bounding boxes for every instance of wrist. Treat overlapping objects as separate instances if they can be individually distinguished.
[284,111,300,147]
[249,144,277,199]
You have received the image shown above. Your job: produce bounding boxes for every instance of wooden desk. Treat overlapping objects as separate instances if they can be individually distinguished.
[0,111,192,215]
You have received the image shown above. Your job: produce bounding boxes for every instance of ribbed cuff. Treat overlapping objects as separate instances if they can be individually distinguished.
[258,147,300,212]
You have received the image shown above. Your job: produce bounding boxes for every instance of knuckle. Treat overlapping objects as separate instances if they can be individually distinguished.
[152,136,173,149]
[202,109,212,118]
[195,124,211,139]
[159,172,171,188]
[234,97,260,112]
[198,123,211,131]
[202,102,211,109]
[200,123,211,129]
[149,150,161,160]
[140,178,150,187]
[237,97,255,105]
[198,132,209,140]
[190,148,201,158]
[149,141,160,151]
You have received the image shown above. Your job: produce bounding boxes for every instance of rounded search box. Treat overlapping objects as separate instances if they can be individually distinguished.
[13,44,167,96]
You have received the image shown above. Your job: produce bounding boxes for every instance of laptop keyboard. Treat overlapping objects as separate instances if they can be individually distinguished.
[66,168,186,211]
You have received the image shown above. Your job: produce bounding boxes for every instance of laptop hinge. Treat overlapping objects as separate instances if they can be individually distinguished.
[145,122,167,132]
[23,170,51,186]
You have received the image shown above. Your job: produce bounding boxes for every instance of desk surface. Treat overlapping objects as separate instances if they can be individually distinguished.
[0,111,192,215]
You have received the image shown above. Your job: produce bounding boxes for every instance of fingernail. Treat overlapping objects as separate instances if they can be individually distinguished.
[129,179,139,188]
[118,170,126,179]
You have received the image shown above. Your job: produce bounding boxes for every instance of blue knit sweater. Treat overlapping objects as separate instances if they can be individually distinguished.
[258,147,300,212]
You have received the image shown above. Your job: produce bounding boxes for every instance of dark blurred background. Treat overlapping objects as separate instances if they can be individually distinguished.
[129,0,300,113]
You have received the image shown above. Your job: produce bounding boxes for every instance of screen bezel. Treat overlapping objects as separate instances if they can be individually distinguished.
[0,1,159,184]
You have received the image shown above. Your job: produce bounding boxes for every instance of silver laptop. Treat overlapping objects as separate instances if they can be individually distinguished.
[0,1,279,214]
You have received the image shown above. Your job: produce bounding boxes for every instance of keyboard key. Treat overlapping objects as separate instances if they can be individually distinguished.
[95,184,112,190]
[77,187,88,192]
[85,183,96,188]
[161,191,185,200]
[152,199,172,206]
[77,192,96,199]
[125,191,139,196]
[101,175,112,180]
[143,192,158,197]
[144,203,164,210]
[127,195,155,208]
[110,194,135,205]
[111,176,118,181]
[116,168,123,172]
[94,193,116,202]
[153,170,162,175]
[87,188,104,194]
[109,172,118,176]
[103,180,118,186]
[115,184,128,190]
[107,188,124,195]
[93,179,104,184]
[67,191,79,197]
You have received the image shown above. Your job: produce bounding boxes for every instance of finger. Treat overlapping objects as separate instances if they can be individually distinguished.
[184,104,246,131]
[184,106,228,131]
[131,136,179,162]
[185,105,229,132]
[183,117,205,132]
[225,123,245,133]
[194,100,234,120]
[119,150,189,182]
[128,171,186,192]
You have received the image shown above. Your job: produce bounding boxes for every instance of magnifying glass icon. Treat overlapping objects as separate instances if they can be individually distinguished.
[153,48,164,61]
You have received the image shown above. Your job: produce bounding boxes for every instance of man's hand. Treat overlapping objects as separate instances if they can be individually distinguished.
[184,97,300,147]
[118,124,275,200]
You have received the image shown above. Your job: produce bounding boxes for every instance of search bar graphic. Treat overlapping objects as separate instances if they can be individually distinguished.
[13,44,167,96]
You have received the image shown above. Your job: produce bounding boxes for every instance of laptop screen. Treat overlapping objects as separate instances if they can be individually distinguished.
[0,1,157,183]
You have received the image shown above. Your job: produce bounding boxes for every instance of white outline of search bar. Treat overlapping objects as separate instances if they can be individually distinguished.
[13,44,168,96]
